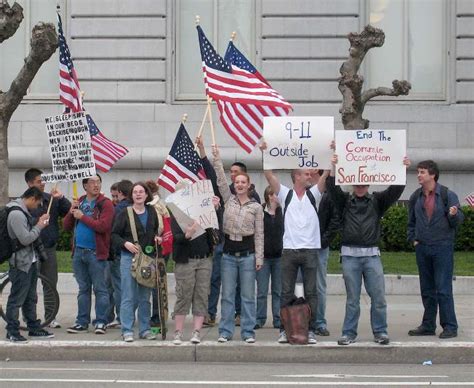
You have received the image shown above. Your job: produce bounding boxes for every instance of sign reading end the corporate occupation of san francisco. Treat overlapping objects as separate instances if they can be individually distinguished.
[42,112,96,183]
[263,116,334,170]
[335,129,406,186]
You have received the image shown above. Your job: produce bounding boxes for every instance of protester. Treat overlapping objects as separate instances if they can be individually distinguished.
[112,182,162,342]
[110,182,119,206]
[328,152,410,346]
[407,160,464,339]
[212,144,263,343]
[64,175,113,335]
[5,187,54,342]
[255,185,283,329]
[25,168,71,329]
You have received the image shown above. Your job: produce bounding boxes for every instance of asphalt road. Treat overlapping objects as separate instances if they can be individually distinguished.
[0,361,473,387]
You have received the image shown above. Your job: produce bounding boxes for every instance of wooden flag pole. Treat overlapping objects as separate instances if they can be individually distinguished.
[207,97,216,145]
[46,182,58,215]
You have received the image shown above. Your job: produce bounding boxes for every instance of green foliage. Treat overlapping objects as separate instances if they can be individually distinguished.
[381,205,412,251]
[56,218,73,252]
[455,206,474,251]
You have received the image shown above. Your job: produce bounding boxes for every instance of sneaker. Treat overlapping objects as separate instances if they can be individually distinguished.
[315,327,330,336]
[408,326,436,336]
[95,323,107,334]
[203,316,216,327]
[234,315,241,326]
[140,331,156,340]
[439,329,457,339]
[6,333,28,343]
[245,337,256,343]
[173,331,184,345]
[217,336,230,343]
[48,320,61,329]
[107,319,121,329]
[190,330,201,344]
[337,335,356,346]
[278,331,288,344]
[67,324,88,334]
[374,333,390,345]
[123,333,134,342]
[28,329,55,339]
[308,331,317,344]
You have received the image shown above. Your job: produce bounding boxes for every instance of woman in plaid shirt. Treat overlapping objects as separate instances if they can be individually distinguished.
[212,145,264,343]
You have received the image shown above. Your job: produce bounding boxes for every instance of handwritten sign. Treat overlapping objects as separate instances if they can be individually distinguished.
[44,111,96,182]
[263,116,334,170]
[165,179,218,239]
[335,129,406,185]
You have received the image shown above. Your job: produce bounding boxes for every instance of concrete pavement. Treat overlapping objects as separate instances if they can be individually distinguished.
[0,275,472,364]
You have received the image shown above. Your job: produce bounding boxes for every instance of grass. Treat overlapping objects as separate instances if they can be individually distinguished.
[2,250,471,276]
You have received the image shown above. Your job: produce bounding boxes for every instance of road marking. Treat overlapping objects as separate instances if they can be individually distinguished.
[274,374,450,379]
[0,367,142,372]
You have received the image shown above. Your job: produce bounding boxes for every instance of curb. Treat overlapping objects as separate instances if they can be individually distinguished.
[0,341,472,364]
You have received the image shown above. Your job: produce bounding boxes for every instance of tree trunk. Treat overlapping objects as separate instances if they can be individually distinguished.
[338,25,411,130]
[0,1,57,205]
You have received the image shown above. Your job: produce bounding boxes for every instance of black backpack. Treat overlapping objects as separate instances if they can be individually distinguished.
[0,205,28,264]
[284,189,318,220]
[409,185,449,214]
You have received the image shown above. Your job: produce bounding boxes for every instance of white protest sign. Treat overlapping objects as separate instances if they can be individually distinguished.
[44,111,96,182]
[165,180,218,240]
[335,129,406,185]
[263,116,334,170]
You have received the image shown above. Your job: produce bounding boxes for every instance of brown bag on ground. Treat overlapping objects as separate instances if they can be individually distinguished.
[280,297,311,345]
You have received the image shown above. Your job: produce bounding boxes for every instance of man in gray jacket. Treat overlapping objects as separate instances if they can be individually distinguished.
[5,187,53,342]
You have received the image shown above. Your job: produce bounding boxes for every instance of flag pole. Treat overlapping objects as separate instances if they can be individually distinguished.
[231,31,236,41]
[207,96,216,145]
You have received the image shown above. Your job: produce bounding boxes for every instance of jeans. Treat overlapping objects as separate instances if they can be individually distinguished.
[72,247,109,327]
[256,257,281,327]
[315,247,329,330]
[208,242,223,319]
[105,258,121,323]
[281,249,318,332]
[120,251,151,336]
[415,243,458,332]
[5,263,41,335]
[341,255,387,338]
[219,253,256,340]
[39,245,59,321]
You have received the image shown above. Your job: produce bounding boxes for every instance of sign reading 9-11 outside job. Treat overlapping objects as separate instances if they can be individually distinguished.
[43,111,96,182]
[335,129,406,186]
[263,116,334,170]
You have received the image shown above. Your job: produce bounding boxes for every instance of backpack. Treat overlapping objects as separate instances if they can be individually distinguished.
[284,189,318,219]
[0,206,28,264]
[409,185,449,214]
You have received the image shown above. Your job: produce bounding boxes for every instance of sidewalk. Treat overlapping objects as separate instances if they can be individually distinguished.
[0,275,473,364]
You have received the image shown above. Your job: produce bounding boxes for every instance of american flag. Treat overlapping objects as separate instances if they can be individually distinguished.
[158,124,206,193]
[57,12,82,112]
[86,114,129,172]
[466,192,474,207]
[197,25,292,153]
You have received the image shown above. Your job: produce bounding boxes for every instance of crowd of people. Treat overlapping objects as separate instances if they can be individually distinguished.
[4,141,465,345]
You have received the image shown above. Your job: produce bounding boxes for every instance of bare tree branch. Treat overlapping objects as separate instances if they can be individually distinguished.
[361,80,412,106]
[0,1,23,43]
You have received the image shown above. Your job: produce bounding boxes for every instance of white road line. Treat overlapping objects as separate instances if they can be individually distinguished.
[274,374,450,379]
[0,367,142,372]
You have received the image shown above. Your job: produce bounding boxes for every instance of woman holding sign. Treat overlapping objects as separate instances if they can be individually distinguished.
[212,145,264,343]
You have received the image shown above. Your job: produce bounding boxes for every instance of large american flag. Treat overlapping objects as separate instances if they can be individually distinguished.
[58,12,82,112]
[197,25,292,153]
[466,192,474,207]
[158,124,206,193]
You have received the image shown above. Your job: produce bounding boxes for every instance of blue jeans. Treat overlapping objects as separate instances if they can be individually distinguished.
[219,253,256,340]
[341,255,387,338]
[415,243,457,332]
[105,258,121,323]
[315,247,329,330]
[207,242,223,319]
[6,264,41,335]
[120,251,151,336]
[256,257,281,327]
[72,247,109,327]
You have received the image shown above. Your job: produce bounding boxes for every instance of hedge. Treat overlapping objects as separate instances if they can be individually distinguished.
[57,206,473,252]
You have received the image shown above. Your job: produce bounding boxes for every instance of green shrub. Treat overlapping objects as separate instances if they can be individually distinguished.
[455,206,474,251]
[56,218,73,251]
[381,205,412,251]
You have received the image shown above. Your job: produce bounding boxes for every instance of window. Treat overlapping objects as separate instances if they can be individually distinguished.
[0,0,63,98]
[366,0,446,100]
[175,0,255,100]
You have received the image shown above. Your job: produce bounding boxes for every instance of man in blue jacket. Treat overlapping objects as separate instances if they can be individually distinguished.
[407,160,464,339]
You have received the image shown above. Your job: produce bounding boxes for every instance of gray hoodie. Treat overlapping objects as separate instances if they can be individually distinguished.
[6,199,42,273]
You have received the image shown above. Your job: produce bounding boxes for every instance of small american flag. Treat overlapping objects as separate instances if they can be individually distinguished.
[197,25,292,153]
[57,12,82,112]
[466,192,474,207]
[158,124,206,193]
[86,114,129,172]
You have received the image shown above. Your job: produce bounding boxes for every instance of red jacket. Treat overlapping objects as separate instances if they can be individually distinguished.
[63,193,114,260]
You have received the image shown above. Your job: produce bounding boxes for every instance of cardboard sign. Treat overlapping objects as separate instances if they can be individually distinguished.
[335,129,406,185]
[44,111,96,182]
[263,116,334,170]
[165,179,218,240]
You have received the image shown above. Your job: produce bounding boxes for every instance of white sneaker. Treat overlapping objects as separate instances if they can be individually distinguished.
[308,331,317,345]
[245,337,255,343]
[107,319,121,329]
[278,331,288,343]
[173,331,184,345]
[123,333,134,343]
[217,336,229,343]
[48,320,61,329]
[190,330,201,344]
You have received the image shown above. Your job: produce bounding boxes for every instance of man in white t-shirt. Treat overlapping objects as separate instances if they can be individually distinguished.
[264,166,325,345]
